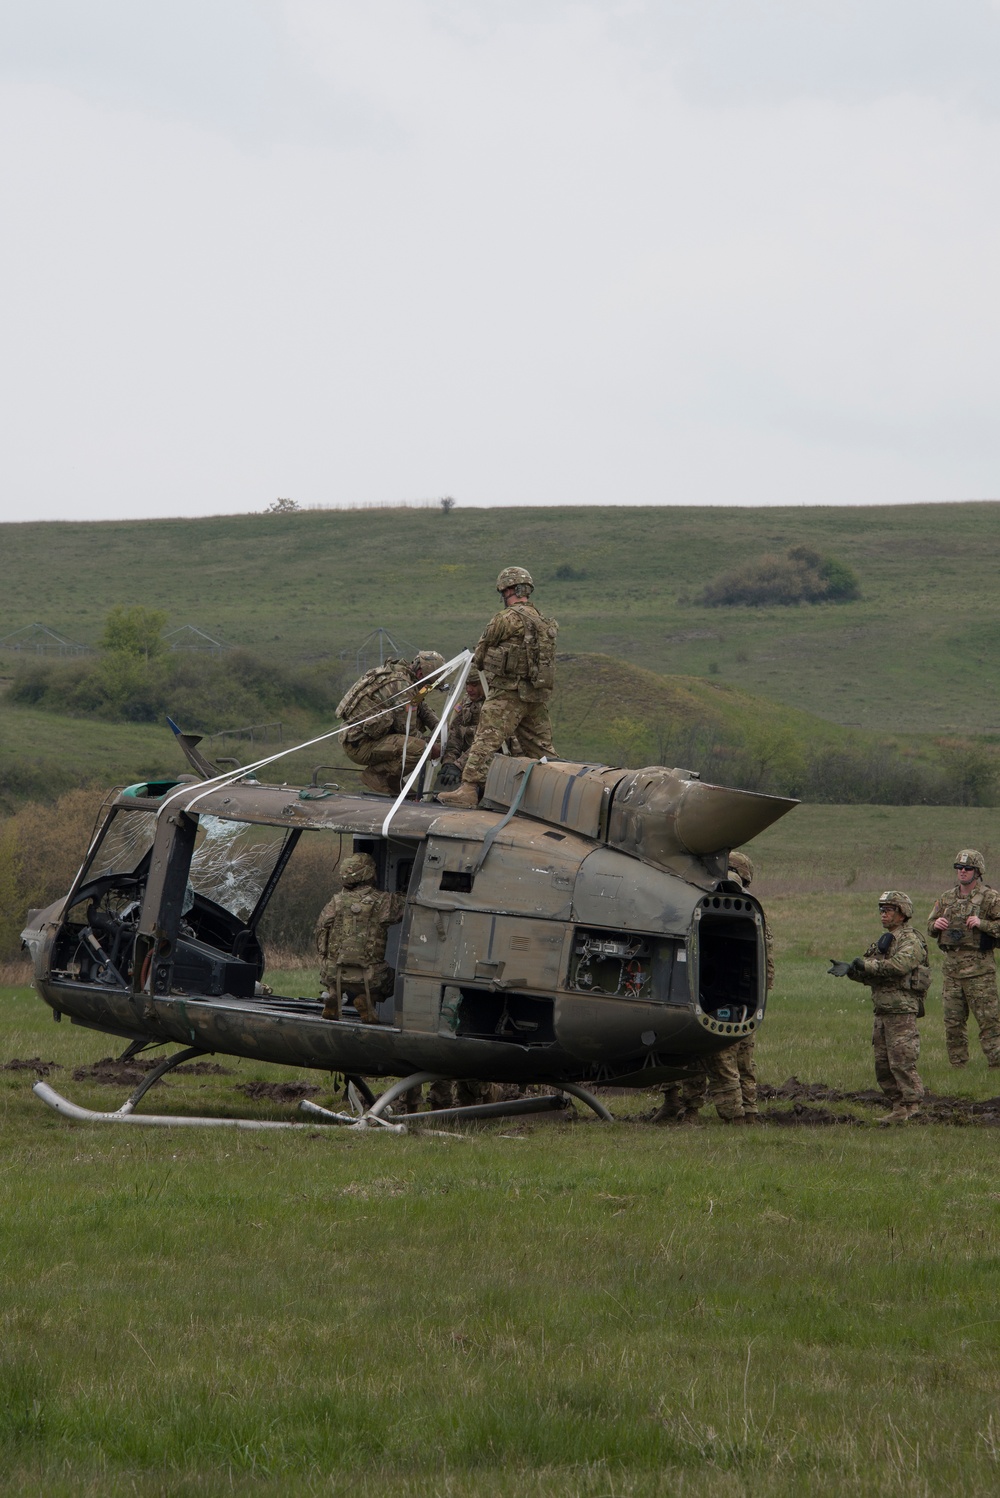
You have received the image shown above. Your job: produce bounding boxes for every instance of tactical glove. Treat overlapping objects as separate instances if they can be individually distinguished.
[827,960,852,977]
[437,761,463,789]
[849,957,865,973]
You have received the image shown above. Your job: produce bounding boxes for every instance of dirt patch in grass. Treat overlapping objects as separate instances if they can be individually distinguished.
[764,1102,864,1126]
[72,1057,232,1085]
[235,1080,320,1103]
[1,1056,63,1076]
[761,1075,1000,1126]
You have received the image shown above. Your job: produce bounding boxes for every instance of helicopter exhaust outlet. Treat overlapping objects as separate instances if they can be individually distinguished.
[482,758,797,866]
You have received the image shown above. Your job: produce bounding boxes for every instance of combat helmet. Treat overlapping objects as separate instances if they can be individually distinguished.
[728,851,755,887]
[340,853,376,888]
[496,566,533,594]
[411,650,445,680]
[879,890,913,920]
[955,849,986,877]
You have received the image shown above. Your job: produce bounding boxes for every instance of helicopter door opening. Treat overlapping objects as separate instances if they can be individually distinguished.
[351,836,418,896]
[350,835,422,1023]
[694,900,762,1024]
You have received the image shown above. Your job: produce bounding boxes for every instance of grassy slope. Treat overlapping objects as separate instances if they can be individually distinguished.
[2,501,1000,733]
[0,650,858,808]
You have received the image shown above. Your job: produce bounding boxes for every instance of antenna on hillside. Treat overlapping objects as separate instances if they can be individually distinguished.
[341,628,418,674]
[164,625,228,655]
[0,624,91,656]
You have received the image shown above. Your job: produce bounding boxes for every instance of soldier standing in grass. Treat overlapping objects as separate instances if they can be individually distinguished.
[927,849,1000,1069]
[436,567,558,808]
[829,890,929,1123]
[337,651,445,796]
[315,853,404,1022]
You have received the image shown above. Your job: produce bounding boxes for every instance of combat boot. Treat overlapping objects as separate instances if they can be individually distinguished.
[436,782,481,808]
[878,1102,915,1125]
[651,1100,682,1125]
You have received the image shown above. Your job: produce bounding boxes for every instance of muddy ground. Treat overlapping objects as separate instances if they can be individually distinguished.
[1,1056,63,1077]
[235,1080,321,1103]
[69,1057,233,1086]
[6,1057,999,1124]
[757,1076,1000,1126]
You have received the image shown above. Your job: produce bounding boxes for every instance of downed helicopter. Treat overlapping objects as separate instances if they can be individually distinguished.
[22,651,796,1129]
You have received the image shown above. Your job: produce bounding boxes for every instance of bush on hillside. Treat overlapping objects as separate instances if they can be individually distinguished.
[8,650,339,730]
[697,546,860,607]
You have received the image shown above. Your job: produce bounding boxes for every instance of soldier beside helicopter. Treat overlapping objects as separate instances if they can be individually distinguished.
[437,566,559,808]
[337,650,446,796]
[828,890,929,1123]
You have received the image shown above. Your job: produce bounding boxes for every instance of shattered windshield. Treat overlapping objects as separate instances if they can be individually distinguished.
[188,817,290,921]
[88,809,158,878]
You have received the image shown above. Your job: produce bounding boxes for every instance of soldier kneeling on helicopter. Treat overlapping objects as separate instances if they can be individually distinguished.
[338,650,446,797]
[315,853,404,1022]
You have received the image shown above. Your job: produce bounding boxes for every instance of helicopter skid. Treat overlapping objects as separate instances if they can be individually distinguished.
[32,1078,346,1131]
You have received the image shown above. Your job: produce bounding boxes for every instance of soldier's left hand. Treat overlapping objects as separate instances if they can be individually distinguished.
[967,914,981,928]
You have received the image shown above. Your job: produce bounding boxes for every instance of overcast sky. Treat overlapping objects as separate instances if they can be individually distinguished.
[1,0,998,521]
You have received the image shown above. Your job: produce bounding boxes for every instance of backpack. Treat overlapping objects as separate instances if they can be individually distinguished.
[510,605,559,691]
[336,659,407,723]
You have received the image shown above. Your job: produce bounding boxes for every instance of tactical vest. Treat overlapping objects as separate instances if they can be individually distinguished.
[510,604,558,691]
[936,886,993,951]
[336,659,409,724]
[864,928,930,1016]
[482,605,558,694]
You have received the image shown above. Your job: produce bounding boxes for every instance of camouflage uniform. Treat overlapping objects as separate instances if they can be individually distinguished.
[461,600,558,787]
[847,923,926,1106]
[338,658,440,795]
[314,854,404,1022]
[420,1078,500,1110]
[441,693,522,776]
[394,1077,499,1115]
[734,1037,758,1119]
[927,878,1000,1067]
[655,1071,711,1123]
[656,1051,744,1123]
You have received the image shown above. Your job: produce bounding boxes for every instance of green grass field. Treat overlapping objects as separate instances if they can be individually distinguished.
[3,501,1000,734]
[5,798,1000,1495]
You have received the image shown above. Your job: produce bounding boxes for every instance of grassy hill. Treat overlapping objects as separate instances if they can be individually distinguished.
[2,502,1000,735]
[1,647,932,816]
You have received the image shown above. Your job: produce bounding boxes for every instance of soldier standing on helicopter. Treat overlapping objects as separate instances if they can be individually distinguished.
[437,567,558,808]
[436,676,523,790]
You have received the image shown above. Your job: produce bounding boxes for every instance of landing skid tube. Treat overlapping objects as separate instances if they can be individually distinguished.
[32,1055,614,1129]
[364,1072,614,1124]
